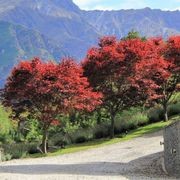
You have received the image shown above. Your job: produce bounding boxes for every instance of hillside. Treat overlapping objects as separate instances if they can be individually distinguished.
[0,21,65,86]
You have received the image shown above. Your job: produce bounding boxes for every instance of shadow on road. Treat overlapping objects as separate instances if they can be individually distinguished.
[0,152,172,179]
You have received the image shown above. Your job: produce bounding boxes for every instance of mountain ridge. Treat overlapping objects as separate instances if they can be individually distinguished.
[83,7,180,38]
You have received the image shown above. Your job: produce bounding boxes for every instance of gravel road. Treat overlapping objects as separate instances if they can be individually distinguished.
[0,131,177,180]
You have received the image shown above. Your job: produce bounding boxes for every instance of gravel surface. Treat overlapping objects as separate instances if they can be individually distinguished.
[0,131,177,180]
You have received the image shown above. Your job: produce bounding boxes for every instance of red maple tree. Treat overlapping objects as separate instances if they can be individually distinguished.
[126,36,179,121]
[152,36,180,121]
[83,36,172,137]
[2,57,102,153]
[83,37,139,138]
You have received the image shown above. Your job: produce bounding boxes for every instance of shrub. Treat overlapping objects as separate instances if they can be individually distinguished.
[3,143,28,159]
[54,139,69,147]
[148,102,180,122]
[93,123,109,139]
[170,92,180,103]
[1,142,39,160]
[148,105,164,123]
[115,108,148,134]
[72,129,93,143]
[50,132,71,147]
[75,136,87,143]
[0,106,13,143]
[168,102,180,117]
[25,119,42,142]
[116,119,137,133]
[50,127,94,145]
[27,144,40,154]
[1,153,12,161]
[133,112,149,126]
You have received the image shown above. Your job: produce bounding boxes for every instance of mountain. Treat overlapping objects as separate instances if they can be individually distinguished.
[83,8,180,38]
[0,0,179,87]
[0,0,100,59]
[0,20,65,85]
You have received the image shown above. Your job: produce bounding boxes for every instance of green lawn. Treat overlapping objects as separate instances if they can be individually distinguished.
[29,119,176,158]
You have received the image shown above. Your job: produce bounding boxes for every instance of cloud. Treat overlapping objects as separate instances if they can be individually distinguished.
[93,5,115,10]
[163,8,180,11]
[73,0,180,11]
[73,0,148,10]
[117,0,148,9]
[73,0,104,9]
[170,7,180,10]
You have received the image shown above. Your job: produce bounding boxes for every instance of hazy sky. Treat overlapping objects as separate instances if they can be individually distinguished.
[73,0,180,10]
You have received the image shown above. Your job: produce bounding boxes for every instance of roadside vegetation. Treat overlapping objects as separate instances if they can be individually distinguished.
[29,119,174,158]
[0,32,179,161]
[0,102,179,161]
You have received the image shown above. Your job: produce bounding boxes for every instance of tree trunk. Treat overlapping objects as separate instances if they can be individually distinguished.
[163,103,168,122]
[42,128,48,154]
[110,113,115,139]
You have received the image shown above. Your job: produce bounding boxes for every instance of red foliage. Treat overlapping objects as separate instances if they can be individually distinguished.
[165,36,180,73]
[3,58,102,125]
[83,37,171,104]
[82,36,174,136]
[2,57,102,152]
[144,36,179,102]
[82,37,138,137]
[132,38,172,100]
[57,59,102,112]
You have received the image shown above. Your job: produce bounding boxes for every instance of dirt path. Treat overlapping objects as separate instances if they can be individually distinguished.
[0,131,176,180]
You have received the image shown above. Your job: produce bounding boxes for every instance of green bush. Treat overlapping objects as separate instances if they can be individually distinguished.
[0,106,13,142]
[75,136,87,144]
[148,105,164,123]
[148,102,180,122]
[115,118,137,134]
[2,143,26,159]
[71,128,93,144]
[134,113,149,126]
[50,132,72,147]
[168,102,180,117]
[53,138,70,147]
[1,142,39,160]
[27,143,40,154]
[170,92,180,103]
[25,119,42,142]
[115,108,148,134]
[1,152,12,161]
[93,123,109,139]
[50,127,94,146]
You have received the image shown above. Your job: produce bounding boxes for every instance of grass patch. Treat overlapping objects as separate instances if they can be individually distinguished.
[0,105,12,135]
[29,119,174,158]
